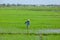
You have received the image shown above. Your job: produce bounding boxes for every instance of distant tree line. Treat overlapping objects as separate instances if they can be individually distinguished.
[0,4,60,7]
[0,4,60,11]
[0,4,37,7]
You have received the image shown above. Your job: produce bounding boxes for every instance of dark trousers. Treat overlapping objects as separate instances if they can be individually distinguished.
[26,24,30,29]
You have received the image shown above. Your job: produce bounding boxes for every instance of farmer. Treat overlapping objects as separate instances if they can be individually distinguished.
[25,19,30,29]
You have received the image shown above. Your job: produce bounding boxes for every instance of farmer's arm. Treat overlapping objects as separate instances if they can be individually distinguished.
[25,21,27,24]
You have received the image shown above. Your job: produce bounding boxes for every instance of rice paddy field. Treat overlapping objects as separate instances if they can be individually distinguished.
[0,34,60,40]
[0,6,60,40]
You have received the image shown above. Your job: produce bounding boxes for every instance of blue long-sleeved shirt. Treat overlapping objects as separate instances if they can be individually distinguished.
[25,21,30,25]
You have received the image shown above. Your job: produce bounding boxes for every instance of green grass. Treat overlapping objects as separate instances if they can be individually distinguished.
[0,7,60,40]
[0,8,60,30]
[0,34,40,40]
[0,34,60,40]
[43,35,60,40]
